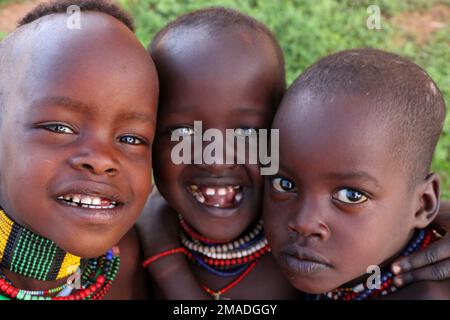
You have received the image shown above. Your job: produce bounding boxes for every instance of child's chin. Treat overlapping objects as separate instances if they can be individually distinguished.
[57,238,116,258]
[291,280,337,295]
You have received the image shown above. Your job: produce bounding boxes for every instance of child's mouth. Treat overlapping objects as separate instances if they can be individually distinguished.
[56,194,121,210]
[187,184,243,209]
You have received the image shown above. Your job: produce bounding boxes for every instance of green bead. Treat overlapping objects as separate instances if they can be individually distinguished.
[16,291,25,300]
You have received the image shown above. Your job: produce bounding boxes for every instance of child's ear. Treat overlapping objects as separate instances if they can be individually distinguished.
[413,172,441,228]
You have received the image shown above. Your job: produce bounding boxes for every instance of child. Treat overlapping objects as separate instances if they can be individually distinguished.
[0,0,158,299]
[136,9,450,299]
[137,7,300,299]
[263,48,450,299]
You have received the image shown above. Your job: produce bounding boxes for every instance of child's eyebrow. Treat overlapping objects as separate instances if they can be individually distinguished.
[31,96,94,113]
[323,171,381,188]
[165,105,270,115]
[116,111,155,125]
[30,96,154,124]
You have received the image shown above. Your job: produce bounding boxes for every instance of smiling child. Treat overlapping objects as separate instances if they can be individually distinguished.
[137,7,301,299]
[0,0,158,299]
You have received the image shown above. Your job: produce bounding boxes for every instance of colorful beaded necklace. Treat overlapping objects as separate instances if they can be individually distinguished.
[0,209,121,300]
[179,215,269,299]
[0,209,81,281]
[314,228,441,300]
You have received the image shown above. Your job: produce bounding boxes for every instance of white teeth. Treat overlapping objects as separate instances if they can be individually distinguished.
[233,185,240,189]
[195,194,205,203]
[205,188,215,196]
[57,193,117,210]
[80,197,93,205]
[214,203,220,207]
[190,185,198,191]
[235,192,243,203]
[217,188,227,196]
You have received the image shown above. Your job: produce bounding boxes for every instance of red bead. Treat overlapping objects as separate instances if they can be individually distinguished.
[97,275,106,284]
[225,260,230,266]
[11,289,18,298]
[6,287,14,295]
[237,258,242,264]
[1,284,9,292]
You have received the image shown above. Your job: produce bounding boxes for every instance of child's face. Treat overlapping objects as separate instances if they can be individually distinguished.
[264,94,422,293]
[152,29,281,241]
[0,14,158,258]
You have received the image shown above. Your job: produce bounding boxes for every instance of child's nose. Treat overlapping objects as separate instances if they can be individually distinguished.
[68,142,119,176]
[288,198,331,241]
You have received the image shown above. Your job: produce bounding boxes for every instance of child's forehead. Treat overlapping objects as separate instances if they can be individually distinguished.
[0,11,157,122]
[154,25,277,72]
[275,93,396,169]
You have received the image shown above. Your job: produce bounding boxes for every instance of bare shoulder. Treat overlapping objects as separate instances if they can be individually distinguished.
[105,227,153,300]
[389,280,450,299]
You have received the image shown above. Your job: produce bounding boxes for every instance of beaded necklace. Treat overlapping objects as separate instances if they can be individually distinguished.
[0,209,120,300]
[179,215,270,273]
[0,209,81,281]
[179,215,269,299]
[315,228,441,300]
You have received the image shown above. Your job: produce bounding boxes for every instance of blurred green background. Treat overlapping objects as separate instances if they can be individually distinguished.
[1,0,449,199]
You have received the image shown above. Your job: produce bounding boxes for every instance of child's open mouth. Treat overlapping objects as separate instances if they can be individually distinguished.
[56,194,121,210]
[187,184,243,209]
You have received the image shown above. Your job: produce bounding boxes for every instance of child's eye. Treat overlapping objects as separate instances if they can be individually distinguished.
[333,188,368,204]
[272,177,296,192]
[235,128,258,136]
[119,135,145,145]
[170,127,195,136]
[42,124,75,134]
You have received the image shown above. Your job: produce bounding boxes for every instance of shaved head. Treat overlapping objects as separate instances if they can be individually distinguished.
[0,11,156,126]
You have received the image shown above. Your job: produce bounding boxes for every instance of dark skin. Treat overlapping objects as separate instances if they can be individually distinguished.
[391,200,450,288]
[137,25,300,299]
[264,92,450,298]
[0,13,158,299]
[138,26,450,299]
